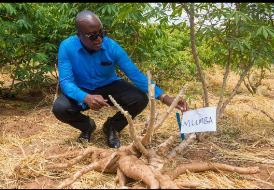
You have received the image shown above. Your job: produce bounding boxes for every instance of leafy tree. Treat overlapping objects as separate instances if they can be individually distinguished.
[0,3,61,94]
[200,3,274,118]
[160,3,273,119]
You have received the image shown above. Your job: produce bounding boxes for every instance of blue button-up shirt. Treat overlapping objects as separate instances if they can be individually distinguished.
[58,35,164,107]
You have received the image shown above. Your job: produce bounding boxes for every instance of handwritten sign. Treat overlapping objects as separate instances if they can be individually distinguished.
[180,107,217,134]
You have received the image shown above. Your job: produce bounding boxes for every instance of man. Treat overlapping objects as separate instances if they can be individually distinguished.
[52,10,188,148]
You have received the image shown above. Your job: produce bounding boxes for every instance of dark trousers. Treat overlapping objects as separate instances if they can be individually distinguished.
[52,79,149,133]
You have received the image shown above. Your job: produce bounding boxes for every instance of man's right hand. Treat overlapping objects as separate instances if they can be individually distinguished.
[84,94,110,111]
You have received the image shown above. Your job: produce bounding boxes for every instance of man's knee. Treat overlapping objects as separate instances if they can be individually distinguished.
[137,91,149,108]
[129,91,149,114]
[52,99,68,120]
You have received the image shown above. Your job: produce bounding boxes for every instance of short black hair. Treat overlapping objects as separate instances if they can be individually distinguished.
[75,10,103,30]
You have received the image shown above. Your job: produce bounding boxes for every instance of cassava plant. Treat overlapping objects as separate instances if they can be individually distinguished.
[14,72,260,189]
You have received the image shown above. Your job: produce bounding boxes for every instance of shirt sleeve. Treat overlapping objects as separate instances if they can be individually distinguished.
[112,41,164,99]
[58,41,88,106]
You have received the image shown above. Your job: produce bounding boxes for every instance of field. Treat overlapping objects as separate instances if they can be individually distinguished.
[0,66,273,189]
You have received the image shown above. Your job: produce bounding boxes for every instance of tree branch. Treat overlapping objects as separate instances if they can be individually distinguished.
[260,110,274,124]
[217,48,231,119]
[218,60,254,117]
[167,133,197,159]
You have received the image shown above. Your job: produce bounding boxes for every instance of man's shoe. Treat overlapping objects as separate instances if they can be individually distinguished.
[77,130,92,143]
[103,121,121,148]
[77,119,96,143]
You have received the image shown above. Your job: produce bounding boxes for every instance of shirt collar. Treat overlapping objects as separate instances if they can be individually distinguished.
[75,35,106,52]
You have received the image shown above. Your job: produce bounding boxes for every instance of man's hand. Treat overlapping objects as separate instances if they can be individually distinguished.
[160,94,188,113]
[84,94,110,111]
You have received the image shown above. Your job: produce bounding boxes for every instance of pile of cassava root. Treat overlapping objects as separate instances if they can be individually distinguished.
[14,71,260,189]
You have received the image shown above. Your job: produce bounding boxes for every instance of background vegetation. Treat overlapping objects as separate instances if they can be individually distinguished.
[0,3,273,118]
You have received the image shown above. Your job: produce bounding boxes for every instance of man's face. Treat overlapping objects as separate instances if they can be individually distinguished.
[77,17,103,51]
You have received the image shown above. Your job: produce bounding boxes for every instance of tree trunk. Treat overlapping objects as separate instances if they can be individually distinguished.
[183,3,209,107]
[217,48,231,119]
[218,61,254,118]
[243,77,255,95]
[8,61,20,95]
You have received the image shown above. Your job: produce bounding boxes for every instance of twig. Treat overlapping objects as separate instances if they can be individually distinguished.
[156,136,176,156]
[260,109,274,124]
[154,87,185,132]
[167,133,197,159]
[142,70,156,145]
[266,170,274,182]
[51,63,59,112]
[109,95,150,157]
[141,112,159,135]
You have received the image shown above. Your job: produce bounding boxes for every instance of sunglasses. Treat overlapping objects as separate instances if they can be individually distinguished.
[81,29,106,41]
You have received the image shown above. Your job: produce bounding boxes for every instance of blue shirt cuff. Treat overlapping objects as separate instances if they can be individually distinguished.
[76,91,88,105]
[155,86,164,100]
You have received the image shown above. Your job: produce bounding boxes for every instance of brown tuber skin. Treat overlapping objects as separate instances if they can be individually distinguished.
[115,167,127,187]
[154,171,179,189]
[168,162,260,180]
[118,155,160,189]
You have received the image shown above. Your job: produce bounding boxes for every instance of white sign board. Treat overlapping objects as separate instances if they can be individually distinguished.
[180,107,217,134]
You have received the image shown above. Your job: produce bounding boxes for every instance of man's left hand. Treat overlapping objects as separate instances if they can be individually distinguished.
[160,94,188,113]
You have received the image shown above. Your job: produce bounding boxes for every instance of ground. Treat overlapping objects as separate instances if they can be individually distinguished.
[0,66,273,189]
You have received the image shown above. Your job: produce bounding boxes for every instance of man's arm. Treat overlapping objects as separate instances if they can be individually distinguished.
[112,41,164,99]
[58,42,110,110]
[112,41,188,112]
[58,42,88,107]
[159,93,188,112]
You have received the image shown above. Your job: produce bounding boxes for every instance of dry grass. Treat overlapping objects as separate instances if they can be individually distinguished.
[174,171,259,189]
[0,66,273,189]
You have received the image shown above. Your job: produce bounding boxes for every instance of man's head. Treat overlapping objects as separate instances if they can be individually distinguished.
[76,10,104,51]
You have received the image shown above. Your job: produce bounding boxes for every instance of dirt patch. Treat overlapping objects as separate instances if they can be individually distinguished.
[20,176,59,189]
[182,143,216,162]
[1,121,47,139]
